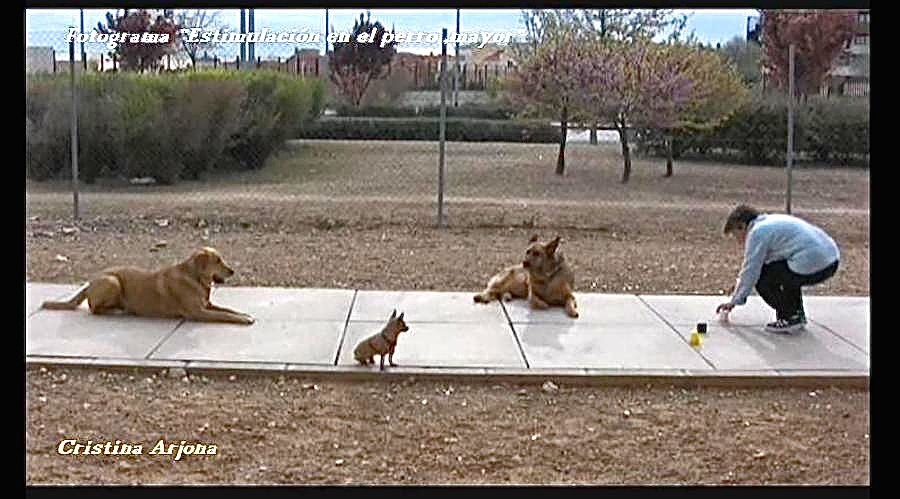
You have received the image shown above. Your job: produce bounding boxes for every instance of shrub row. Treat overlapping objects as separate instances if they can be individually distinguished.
[26,70,325,183]
[297,116,560,143]
[332,103,515,120]
[634,93,869,167]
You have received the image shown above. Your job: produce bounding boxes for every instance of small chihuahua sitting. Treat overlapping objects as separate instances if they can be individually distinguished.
[353,309,410,370]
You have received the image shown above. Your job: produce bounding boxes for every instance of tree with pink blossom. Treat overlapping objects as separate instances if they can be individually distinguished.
[575,39,747,182]
[506,19,588,175]
[635,43,748,177]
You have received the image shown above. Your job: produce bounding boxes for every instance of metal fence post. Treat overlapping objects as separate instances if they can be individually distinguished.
[454,10,460,107]
[786,43,794,215]
[69,32,80,221]
[80,9,87,71]
[437,28,448,229]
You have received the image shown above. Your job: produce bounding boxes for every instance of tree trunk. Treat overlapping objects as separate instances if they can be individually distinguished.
[589,123,598,145]
[665,133,674,177]
[617,122,631,183]
[556,105,568,175]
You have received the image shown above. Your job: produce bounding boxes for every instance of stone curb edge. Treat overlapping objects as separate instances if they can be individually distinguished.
[26,356,869,389]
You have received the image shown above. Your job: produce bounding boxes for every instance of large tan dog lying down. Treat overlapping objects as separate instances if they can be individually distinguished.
[473,235,579,318]
[41,247,255,325]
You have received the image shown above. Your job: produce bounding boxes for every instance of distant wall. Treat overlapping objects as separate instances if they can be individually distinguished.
[399,90,491,109]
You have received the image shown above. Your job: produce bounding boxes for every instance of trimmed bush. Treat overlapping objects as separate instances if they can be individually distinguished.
[805,98,869,165]
[25,70,325,183]
[333,103,516,121]
[297,116,559,143]
[168,72,247,179]
[635,93,868,167]
[26,76,72,181]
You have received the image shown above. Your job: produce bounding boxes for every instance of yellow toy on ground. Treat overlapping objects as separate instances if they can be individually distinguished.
[690,331,702,346]
[689,322,706,347]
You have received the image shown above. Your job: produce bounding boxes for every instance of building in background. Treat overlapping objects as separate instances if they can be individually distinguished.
[827,9,869,97]
[750,9,869,97]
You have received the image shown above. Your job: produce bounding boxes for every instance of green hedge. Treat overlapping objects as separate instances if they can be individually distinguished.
[634,94,869,167]
[333,103,515,120]
[298,116,560,143]
[26,70,325,183]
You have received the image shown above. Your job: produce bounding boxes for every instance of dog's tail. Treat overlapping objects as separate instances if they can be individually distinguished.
[41,282,90,310]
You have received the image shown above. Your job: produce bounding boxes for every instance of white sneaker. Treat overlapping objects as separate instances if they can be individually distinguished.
[764,315,807,334]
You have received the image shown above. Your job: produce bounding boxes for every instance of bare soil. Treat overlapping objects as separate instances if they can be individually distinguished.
[25,141,870,484]
[26,366,869,485]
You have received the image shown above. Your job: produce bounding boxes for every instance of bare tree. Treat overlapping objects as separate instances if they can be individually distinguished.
[581,9,692,43]
[174,9,227,69]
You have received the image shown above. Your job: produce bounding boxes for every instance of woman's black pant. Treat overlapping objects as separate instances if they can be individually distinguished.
[754,260,839,320]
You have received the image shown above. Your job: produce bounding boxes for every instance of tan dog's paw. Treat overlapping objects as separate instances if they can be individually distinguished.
[241,315,256,325]
[502,292,514,302]
[565,298,579,318]
[529,296,549,309]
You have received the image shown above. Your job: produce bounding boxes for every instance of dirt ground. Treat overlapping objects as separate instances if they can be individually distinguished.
[25,141,869,295]
[25,141,870,484]
[26,366,869,485]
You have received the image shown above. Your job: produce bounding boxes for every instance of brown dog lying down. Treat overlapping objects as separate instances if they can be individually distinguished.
[353,309,410,370]
[473,235,579,318]
[41,247,255,325]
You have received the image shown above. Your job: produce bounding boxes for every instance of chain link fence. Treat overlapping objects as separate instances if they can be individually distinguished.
[25,28,870,234]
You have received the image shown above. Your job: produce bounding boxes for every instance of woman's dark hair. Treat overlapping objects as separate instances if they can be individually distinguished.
[723,204,761,234]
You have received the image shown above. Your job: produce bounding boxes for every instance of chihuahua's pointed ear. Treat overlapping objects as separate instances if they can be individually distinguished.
[546,236,561,255]
[529,234,539,243]
[398,312,404,321]
[390,309,397,319]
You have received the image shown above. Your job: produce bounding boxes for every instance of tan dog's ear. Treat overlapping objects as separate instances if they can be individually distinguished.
[390,309,397,319]
[192,250,211,270]
[398,312,404,321]
[529,234,539,243]
[545,236,561,255]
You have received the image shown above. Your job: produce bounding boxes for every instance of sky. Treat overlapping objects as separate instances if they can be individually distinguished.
[25,8,759,60]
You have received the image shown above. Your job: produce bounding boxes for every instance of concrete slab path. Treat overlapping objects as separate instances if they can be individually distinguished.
[25,283,870,386]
